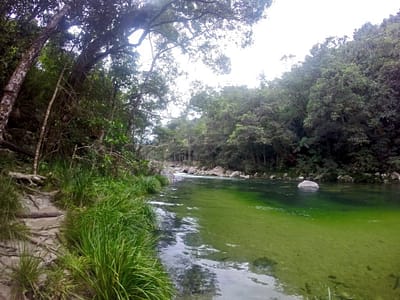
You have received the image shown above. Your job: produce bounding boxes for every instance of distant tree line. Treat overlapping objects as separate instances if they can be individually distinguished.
[152,12,400,179]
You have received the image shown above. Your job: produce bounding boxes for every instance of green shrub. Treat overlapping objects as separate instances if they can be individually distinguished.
[0,176,20,219]
[40,265,78,300]
[141,176,162,194]
[47,162,173,298]
[155,174,170,187]
[11,251,42,299]
[0,151,17,171]
[0,176,27,240]
[0,221,28,241]
[55,166,96,208]
[63,195,173,299]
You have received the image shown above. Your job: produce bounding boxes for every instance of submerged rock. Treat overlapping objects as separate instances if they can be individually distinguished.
[297,180,319,192]
[251,257,277,275]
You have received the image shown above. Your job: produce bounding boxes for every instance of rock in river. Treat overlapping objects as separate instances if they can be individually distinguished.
[297,180,319,192]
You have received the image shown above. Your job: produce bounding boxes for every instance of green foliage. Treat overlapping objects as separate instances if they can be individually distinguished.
[11,251,43,299]
[0,176,27,240]
[39,265,78,300]
[140,175,163,194]
[0,15,39,89]
[1,0,274,167]
[153,12,400,178]
[155,174,170,187]
[54,166,96,209]
[62,174,173,299]
[38,161,173,298]
[388,156,400,170]
[0,151,17,171]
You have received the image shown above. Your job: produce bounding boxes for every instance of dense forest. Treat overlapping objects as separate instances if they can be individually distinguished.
[0,0,271,171]
[1,1,399,182]
[152,12,400,181]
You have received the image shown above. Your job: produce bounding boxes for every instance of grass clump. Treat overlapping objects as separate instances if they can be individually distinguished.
[0,176,27,240]
[64,196,173,299]
[39,263,80,300]
[54,165,96,208]
[154,174,170,187]
[37,161,173,298]
[0,156,172,298]
[60,170,173,299]
[11,251,43,299]
[0,176,21,220]
[136,175,163,194]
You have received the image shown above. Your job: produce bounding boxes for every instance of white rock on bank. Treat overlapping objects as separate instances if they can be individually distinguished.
[391,171,400,181]
[229,171,241,178]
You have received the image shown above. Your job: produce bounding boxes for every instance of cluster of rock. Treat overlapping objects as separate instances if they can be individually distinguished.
[336,171,400,183]
[167,164,299,180]
[175,165,250,178]
[162,162,400,184]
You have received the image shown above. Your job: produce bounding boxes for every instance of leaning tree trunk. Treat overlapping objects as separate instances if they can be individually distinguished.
[0,4,70,141]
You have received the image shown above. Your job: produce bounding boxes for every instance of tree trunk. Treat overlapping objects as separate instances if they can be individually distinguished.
[263,146,267,166]
[33,67,66,175]
[0,4,70,141]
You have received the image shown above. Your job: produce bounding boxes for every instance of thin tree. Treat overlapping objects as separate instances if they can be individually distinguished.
[0,4,70,141]
[33,67,66,175]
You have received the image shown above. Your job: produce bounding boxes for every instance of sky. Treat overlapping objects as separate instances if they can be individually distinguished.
[173,0,400,89]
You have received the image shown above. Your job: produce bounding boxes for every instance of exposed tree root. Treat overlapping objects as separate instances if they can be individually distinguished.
[8,172,46,185]
[17,211,63,219]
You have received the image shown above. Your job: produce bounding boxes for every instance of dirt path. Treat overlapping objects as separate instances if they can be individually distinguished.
[0,189,64,299]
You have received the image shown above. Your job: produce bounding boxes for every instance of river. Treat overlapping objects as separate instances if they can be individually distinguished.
[151,174,400,299]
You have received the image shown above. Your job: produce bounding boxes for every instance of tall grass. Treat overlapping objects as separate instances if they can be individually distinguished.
[11,250,42,299]
[53,165,96,208]
[52,161,169,209]
[38,161,173,298]
[0,176,27,240]
[58,166,173,299]
[39,265,79,300]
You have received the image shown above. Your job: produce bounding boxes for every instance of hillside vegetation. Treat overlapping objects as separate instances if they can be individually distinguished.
[152,12,400,182]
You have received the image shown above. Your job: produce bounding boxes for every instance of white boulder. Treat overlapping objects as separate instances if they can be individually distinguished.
[297,180,319,192]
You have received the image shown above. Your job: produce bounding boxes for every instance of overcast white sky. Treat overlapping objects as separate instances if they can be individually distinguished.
[173,0,400,89]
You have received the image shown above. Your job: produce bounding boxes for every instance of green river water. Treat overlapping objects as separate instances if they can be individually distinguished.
[152,175,400,300]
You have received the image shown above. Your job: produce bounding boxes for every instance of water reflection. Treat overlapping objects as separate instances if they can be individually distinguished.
[152,177,400,299]
[178,264,218,299]
[152,190,300,300]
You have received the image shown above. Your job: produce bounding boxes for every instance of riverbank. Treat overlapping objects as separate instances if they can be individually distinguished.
[162,161,400,184]
[0,179,63,299]
[0,162,173,299]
